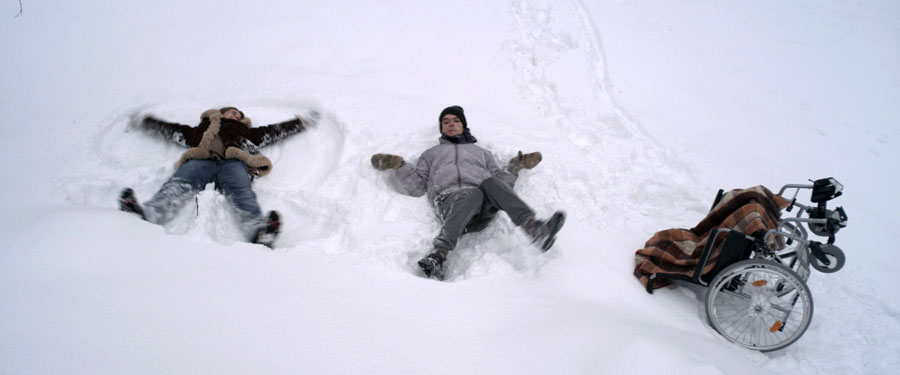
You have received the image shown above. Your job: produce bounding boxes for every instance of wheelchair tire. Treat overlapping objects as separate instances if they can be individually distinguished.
[810,244,845,273]
[705,259,813,352]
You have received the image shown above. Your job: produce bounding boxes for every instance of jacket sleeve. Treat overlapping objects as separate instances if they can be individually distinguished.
[141,116,193,147]
[485,149,518,188]
[245,118,306,148]
[394,153,430,197]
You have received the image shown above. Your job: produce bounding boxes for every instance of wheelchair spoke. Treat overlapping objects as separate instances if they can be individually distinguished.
[706,260,813,351]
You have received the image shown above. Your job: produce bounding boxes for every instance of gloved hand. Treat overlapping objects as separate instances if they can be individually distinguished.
[508,151,542,174]
[371,153,404,170]
[298,110,321,129]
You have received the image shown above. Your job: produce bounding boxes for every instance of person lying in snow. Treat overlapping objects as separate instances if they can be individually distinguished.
[118,106,317,248]
[371,105,565,278]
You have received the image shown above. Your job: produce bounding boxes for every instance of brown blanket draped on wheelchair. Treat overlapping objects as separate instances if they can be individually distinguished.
[634,186,789,291]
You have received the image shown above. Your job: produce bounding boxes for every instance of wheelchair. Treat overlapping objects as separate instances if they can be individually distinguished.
[647,178,849,351]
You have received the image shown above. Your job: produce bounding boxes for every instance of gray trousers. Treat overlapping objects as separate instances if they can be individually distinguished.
[433,176,535,250]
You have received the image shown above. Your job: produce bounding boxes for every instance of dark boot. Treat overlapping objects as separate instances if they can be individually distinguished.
[522,211,566,251]
[118,188,146,220]
[418,247,449,279]
[251,211,281,248]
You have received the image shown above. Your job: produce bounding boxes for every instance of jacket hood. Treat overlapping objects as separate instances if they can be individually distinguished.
[440,128,477,144]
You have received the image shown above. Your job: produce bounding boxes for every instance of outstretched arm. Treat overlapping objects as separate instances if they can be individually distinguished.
[247,112,318,148]
[395,156,430,197]
[485,150,518,188]
[371,152,429,197]
[135,114,193,147]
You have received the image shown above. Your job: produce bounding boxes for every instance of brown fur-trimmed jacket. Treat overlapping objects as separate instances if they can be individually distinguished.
[141,109,307,177]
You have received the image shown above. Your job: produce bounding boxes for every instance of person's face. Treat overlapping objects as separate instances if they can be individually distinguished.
[441,114,464,137]
[223,109,243,121]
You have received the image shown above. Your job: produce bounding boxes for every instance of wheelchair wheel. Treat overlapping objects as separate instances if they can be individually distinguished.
[705,259,813,351]
[810,244,845,273]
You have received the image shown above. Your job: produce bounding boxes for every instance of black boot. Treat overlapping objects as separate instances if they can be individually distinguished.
[118,188,146,220]
[251,211,281,248]
[418,247,449,279]
[523,211,566,251]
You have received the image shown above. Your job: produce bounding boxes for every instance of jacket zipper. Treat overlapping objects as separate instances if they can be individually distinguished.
[454,143,462,188]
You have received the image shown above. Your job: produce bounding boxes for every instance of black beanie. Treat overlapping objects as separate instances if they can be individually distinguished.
[439,105,467,130]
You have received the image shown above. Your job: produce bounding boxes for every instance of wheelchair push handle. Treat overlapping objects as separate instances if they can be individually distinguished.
[776,177,848,241]
[777,177,843,203]
[811,177,843,203]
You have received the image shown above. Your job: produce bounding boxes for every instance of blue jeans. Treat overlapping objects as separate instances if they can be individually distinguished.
[143,159,265,240]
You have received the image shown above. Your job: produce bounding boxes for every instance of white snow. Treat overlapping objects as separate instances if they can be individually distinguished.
[1,0,898,374]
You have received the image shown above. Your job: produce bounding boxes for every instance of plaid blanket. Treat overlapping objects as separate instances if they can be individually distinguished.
[634,185,789,290]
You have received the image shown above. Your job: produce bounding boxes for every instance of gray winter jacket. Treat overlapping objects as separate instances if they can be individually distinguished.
[395,137,518,204]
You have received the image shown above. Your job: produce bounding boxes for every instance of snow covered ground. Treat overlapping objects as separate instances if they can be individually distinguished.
[1,0,898,373]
